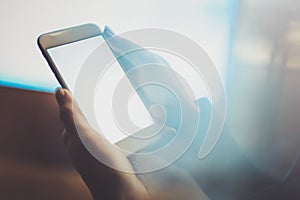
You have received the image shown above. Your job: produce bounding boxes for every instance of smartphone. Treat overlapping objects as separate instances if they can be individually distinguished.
[37,23,162,152]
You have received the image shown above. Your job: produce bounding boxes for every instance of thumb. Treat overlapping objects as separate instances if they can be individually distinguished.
[103,26,169,72]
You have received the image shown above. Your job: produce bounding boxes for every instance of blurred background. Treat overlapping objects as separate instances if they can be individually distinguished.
[0,0,300,199]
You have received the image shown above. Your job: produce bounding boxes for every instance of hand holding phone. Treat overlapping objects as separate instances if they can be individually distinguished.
[37,24,169,152]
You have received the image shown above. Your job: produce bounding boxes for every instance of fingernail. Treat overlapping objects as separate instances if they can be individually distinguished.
[56,89,65,104]
[55,87,61,93]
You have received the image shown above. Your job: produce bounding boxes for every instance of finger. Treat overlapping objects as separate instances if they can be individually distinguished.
[55,88,88,134]
[55,88,74,129]
[55,88,116,152]
[103,26,169,71]
[103,27,191,114]
[55,91,116,170]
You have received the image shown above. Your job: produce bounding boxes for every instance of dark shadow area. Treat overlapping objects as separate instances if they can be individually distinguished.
[0,86,92,199]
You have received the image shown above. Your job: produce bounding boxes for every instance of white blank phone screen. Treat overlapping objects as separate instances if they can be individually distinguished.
[47,35,153,143]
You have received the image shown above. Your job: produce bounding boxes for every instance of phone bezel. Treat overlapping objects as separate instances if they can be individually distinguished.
[37,23,102,90]
[37,23,165,153]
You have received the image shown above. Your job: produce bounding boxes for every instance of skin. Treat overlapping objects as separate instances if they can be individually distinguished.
[55,88,149,200]
[55,88,208,200]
